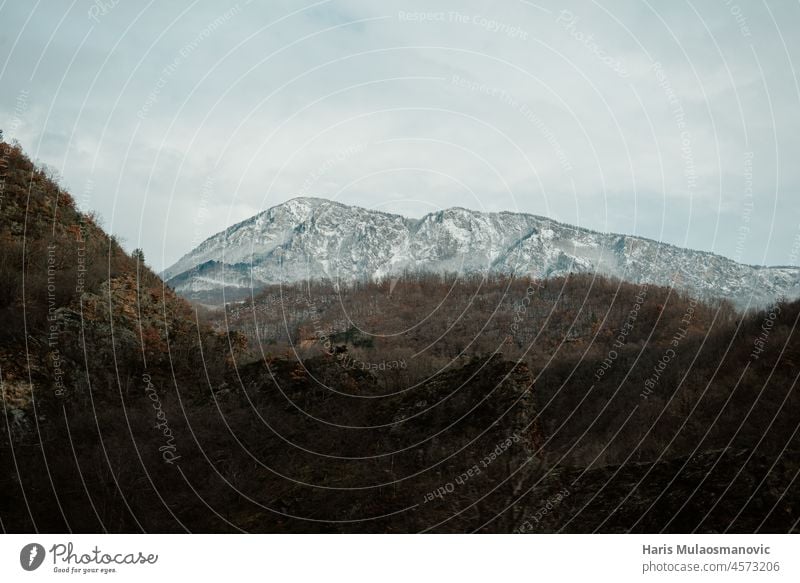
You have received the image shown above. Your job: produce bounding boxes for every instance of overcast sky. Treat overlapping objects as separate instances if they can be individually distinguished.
[2,0,799,270]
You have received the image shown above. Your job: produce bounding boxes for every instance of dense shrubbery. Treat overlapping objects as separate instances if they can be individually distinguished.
[219,272,797,470]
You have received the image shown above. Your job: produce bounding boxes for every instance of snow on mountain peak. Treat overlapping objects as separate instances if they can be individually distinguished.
[164,197,800,308]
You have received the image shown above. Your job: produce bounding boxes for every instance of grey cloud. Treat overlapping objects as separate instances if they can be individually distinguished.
[1,0,798,270]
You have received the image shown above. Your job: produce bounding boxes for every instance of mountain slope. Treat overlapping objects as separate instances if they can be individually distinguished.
[165,197,800,307]
[0,138,235,436]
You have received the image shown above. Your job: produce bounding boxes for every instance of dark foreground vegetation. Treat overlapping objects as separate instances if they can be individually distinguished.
[1,138,798,533]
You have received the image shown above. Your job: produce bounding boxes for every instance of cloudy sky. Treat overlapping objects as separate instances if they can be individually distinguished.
[2,0,799,270]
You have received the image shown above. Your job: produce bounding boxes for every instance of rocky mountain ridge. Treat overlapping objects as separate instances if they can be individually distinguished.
[165,197,800,308]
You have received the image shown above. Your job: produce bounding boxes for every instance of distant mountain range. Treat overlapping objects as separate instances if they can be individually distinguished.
[163,197,800,308]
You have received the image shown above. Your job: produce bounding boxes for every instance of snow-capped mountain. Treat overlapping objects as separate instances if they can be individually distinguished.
[164,197,800,308]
